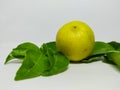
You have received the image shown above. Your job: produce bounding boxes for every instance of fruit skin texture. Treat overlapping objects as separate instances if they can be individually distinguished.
[56,21,95,61]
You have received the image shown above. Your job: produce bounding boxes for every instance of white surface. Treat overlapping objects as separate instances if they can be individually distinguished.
[0,0,120,90]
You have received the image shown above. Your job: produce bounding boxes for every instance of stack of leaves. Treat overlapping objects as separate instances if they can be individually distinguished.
[5,42,69,81]
[81,41,120,68]
[4,41,120,81]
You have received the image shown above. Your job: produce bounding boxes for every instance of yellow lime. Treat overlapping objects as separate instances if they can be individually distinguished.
[56,20,95,61]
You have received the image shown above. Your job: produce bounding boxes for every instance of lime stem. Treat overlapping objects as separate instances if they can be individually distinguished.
[73,26,77,29]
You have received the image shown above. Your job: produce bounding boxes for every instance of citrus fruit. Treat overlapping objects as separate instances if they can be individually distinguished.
[56,20,95,61]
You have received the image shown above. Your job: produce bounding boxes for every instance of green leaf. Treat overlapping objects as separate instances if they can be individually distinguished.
[80,56,104,63]
[81,41,117,63]
[5,42,39,64]
[40,42,57,71]
[42,52,69,76]
[106,41,120,69]
[106,51,120,69]
[40,42,56,54]
[91,41,116,56]
[108,41,120,51]
[15,41,69,80]
[43,41,56,51]
[40,42,69,76]
[15,50,49,81]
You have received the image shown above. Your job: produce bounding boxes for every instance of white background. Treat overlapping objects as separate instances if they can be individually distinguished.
[0,0,120,90]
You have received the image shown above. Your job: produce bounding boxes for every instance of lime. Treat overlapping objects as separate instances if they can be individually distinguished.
[56,21,95,61]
